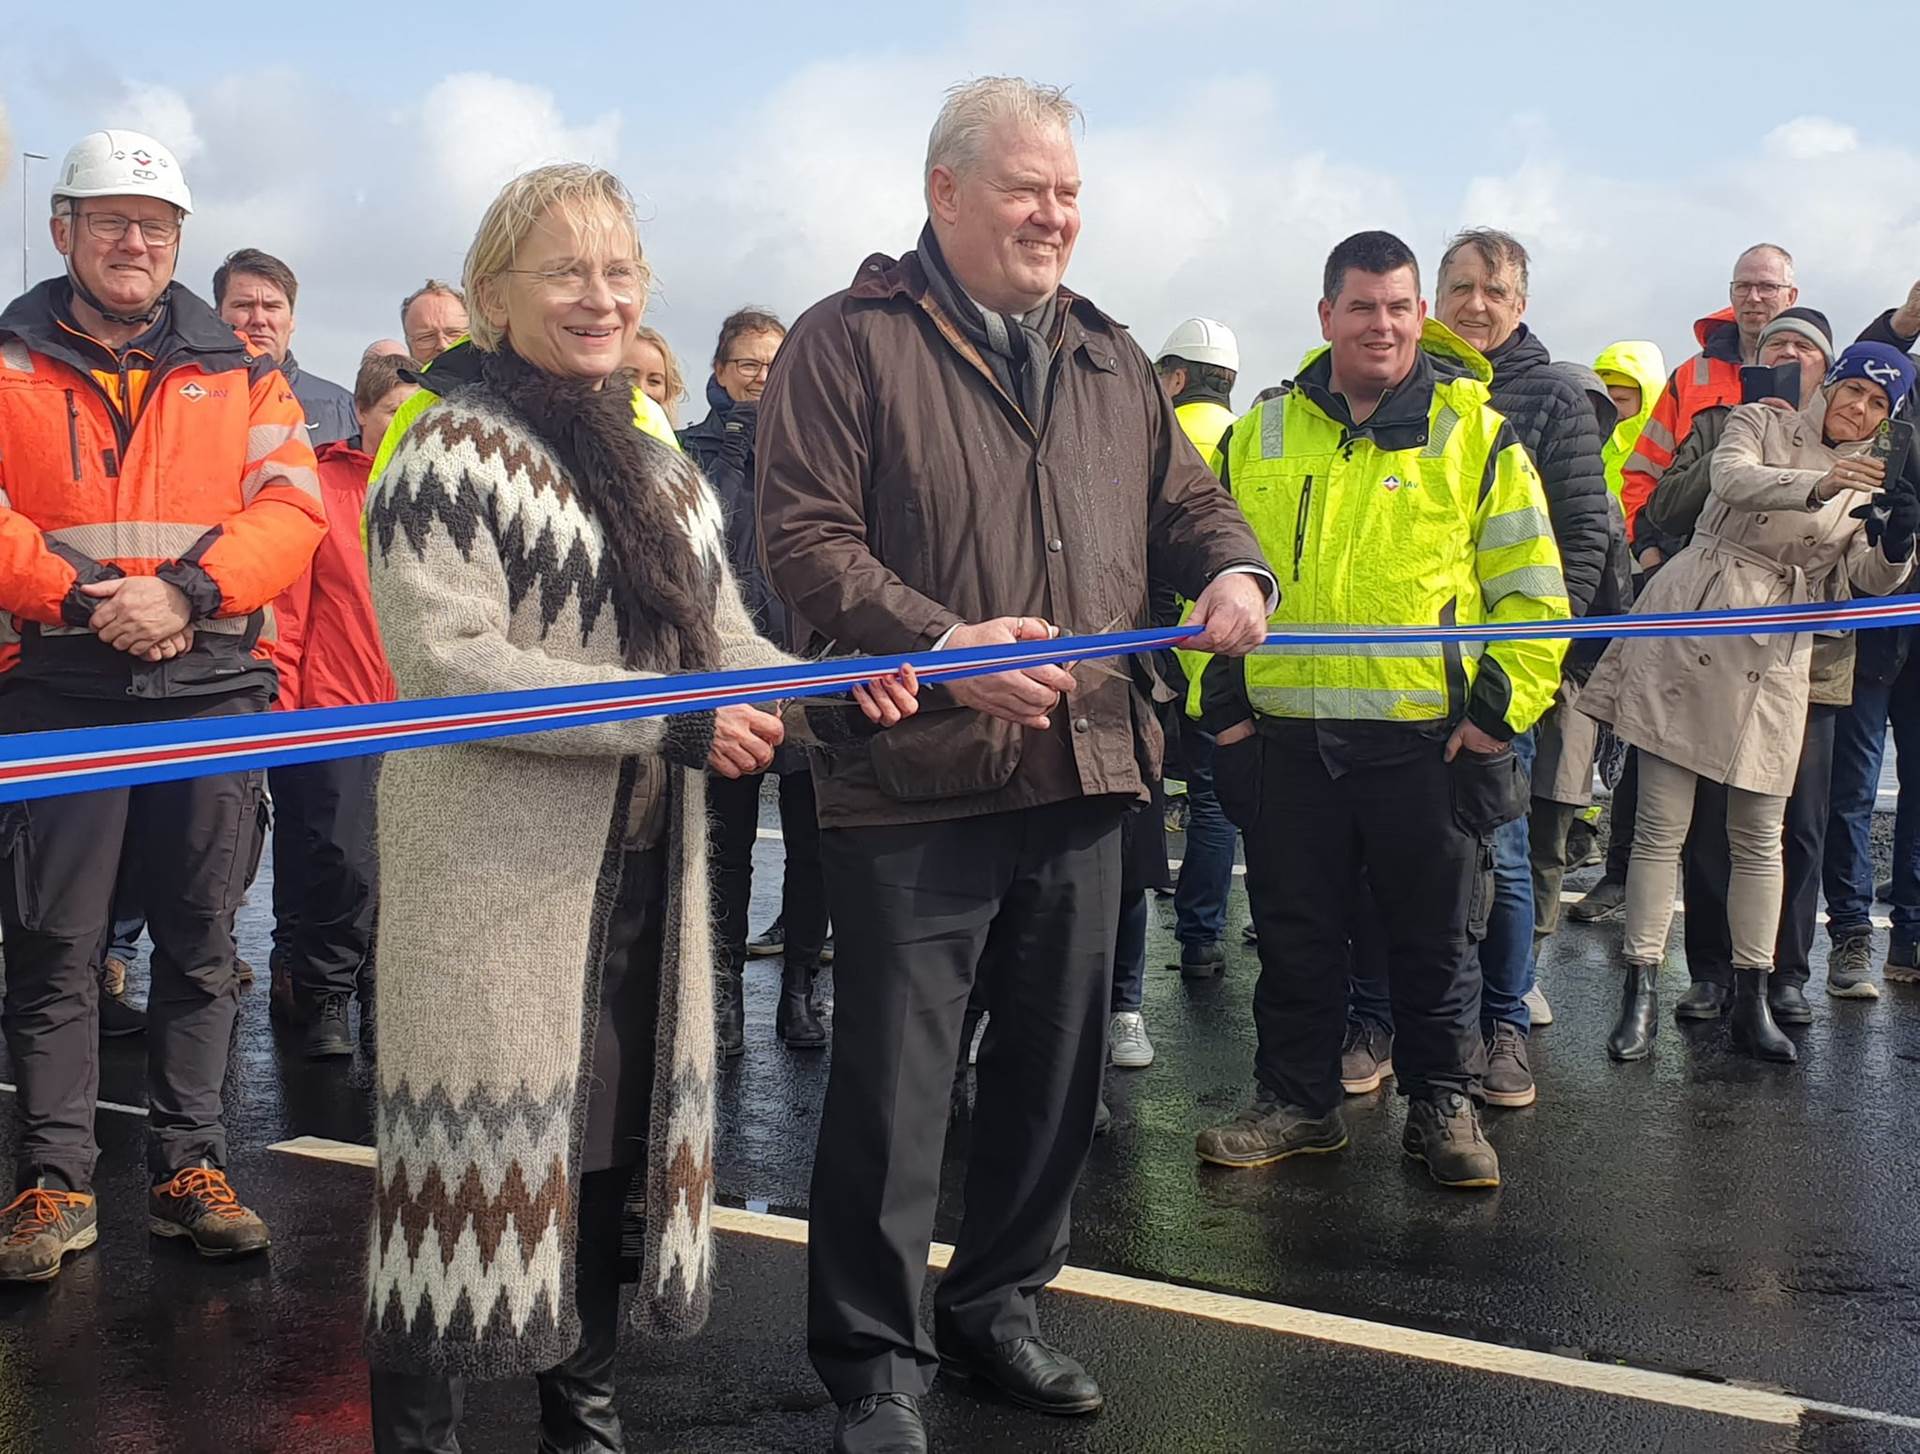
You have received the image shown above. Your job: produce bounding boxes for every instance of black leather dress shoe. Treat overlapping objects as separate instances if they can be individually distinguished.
[943,1336,1104,1415]
[1767,980,1813,1025]
[1673,979,1731,1021]
[833,1394,925,1454]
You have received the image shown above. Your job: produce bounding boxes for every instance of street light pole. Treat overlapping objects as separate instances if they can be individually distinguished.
[21,151,49,294]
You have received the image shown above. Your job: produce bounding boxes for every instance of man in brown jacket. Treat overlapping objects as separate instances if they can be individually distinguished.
[757,77,1273,1454]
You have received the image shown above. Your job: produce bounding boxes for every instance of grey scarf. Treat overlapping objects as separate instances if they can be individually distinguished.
[918,222,1059,428]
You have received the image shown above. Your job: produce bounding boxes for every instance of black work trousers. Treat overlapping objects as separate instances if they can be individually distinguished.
[807,798,1124,1402]
[1682,705,1836,989]
[708,768,828,967]
[1231,728,1486,1116]
[0,683,265,1190]
[269,754,380,1001]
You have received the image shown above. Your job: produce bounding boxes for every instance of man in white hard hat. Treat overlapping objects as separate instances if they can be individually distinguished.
[1153,317,1243,981]
[1155,317,1239,471]
[0,129,325,1282]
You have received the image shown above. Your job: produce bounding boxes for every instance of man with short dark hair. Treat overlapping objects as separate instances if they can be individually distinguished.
[1333,225,1605,1108]
[1192,230,1568,1191]
[398,278,468,364]
[214,247,355,447]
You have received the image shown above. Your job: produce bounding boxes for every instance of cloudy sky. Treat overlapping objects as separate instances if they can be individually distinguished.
[4,1,1916,417]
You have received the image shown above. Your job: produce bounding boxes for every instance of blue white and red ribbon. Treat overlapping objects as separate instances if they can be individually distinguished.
[6,592,1920,805]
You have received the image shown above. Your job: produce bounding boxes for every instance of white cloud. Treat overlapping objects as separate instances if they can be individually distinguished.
[418,73,623,219]
[1766,117,1859,162]
[4,61,1916,418]
[115,81,201,163]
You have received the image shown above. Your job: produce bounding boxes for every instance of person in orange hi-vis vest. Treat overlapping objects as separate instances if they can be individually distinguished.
[0,129,324,1284]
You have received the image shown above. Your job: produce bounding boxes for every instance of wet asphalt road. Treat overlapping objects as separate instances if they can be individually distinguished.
[3,789,1919,1452]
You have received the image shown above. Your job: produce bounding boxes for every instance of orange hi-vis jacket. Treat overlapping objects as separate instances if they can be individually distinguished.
[1619,308,1744,541]
[0,280,326,700]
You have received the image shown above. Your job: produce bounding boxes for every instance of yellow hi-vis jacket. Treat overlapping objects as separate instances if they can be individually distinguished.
[1174,398,1234,474]
[1192,320,1569,739]
[1169,397,1238,692]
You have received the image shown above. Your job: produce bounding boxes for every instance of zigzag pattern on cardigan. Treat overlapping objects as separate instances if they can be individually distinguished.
[370,1079,574,1344]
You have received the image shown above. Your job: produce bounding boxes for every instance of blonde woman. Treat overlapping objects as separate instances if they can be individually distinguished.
[361,162,915,1450]
[624,323,686,427]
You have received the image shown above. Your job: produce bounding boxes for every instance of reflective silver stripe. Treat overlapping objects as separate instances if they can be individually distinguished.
[242,461,322,504]
[0,614,18,646]
[41,614,250,637]
[46,522,212,560]
[1255,639,1484,660]
[1482,565,1568,605]
[1251,685,1447,717]
[0,485,11,508]
[1477,506,1553,552]
[1691,357,1712,387]
[1421,405,1460,459]
[1636,417,1677,455]
[246,422,300,462]
[1259,399,1286,460]
[0,339,32,373]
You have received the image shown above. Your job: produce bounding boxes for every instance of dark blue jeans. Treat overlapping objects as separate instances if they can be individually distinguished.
[1824,665,1920,947]
[1111,890,1149,1013]
[1173,722,1236,948]
[1349,730,1535,1034]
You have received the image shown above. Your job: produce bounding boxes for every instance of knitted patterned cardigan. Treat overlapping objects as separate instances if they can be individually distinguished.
[361,367,791,1378]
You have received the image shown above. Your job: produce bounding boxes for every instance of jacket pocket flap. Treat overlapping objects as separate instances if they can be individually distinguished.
[868,709,1024,802]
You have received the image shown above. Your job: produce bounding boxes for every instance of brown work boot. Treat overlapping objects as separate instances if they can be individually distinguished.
[0,1181,98,1284]
[149,1165,270,1259]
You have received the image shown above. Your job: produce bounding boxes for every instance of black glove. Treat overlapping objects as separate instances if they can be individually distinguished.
[1852,480,1920,562]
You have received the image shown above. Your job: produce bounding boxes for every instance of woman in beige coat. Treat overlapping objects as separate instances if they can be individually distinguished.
[1579,341,1917,1064]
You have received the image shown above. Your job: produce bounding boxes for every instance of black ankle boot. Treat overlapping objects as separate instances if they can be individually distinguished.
[369,1367,465,1453]
[534,1287,624,1452]
[1730,968,1796,1063]
[775,958,827,1048]
[1608,962,1659,1061]
[716,957,745,1059]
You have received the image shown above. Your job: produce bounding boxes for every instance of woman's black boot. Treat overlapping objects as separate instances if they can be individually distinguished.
[716,955,745,1059]
[1729,967,1797,1064]
[369,1369,465,1453]
[1607,961,1660,1062]
[776,956,828,1048]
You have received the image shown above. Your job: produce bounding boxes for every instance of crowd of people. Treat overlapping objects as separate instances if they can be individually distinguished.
[1,74,1919,1454]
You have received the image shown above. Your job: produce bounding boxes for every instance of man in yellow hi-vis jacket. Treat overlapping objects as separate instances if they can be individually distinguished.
[1189,231,1569,1191]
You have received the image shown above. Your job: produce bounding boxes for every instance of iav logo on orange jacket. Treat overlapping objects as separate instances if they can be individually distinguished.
[179,382,206,401]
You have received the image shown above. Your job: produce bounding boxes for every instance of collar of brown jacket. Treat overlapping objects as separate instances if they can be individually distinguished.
[845,248,1126,431]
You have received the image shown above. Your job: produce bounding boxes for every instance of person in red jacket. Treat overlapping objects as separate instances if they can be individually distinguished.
[265,352,408,1060]
[1621,243,1799,559]
[0,129,324,1282]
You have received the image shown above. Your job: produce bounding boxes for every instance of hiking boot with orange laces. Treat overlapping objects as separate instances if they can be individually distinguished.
[0,1179,98,1283]
[148,1164,270,1259]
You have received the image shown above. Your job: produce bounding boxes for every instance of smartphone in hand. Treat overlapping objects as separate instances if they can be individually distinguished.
[1740,362,1801,406]
[1873,418,1916,487]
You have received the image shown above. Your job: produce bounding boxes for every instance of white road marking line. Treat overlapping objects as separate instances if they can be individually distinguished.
[0,1082,147,1117]
[269,1136,1920,1434]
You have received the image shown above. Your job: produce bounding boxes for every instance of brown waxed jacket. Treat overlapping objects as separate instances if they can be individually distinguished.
[756,246,1270,828]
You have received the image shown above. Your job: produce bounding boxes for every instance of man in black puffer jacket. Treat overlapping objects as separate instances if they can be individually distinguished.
[1357,227,1606,1109]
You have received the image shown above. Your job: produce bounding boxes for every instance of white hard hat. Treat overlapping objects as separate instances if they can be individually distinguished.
[1157,317,1239,373]
[51,130,193,215]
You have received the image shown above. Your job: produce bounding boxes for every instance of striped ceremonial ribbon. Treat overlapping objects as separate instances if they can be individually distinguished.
[6,592,1920,804]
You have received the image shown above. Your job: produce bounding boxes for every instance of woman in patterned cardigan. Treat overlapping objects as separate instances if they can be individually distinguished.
[361,163,916,1450]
